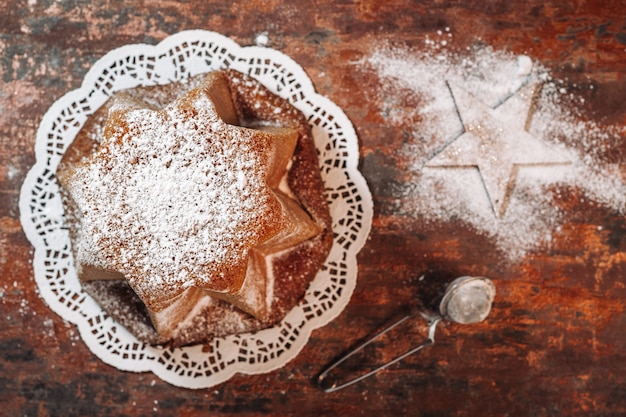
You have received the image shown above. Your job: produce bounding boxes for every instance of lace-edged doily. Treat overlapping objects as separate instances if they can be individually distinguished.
[19,30,372,389]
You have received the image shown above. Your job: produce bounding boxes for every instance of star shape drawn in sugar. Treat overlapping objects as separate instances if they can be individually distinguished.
[425,82,572,218]
[62,75,321,339]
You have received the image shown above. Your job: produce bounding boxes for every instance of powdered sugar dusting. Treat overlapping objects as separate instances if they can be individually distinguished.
[366,35,626,261]
[67,88,280,301]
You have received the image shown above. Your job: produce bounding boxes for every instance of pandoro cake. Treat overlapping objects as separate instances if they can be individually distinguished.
[56,69,333,347]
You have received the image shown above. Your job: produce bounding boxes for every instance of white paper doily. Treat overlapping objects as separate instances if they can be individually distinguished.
[19,30,372,389]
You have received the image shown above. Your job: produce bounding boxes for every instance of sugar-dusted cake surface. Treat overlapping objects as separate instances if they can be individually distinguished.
[57,69,333,346]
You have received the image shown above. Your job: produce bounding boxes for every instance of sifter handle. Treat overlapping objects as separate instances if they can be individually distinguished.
[316,311,442,393]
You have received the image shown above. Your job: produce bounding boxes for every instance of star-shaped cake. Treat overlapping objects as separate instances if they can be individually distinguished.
[57,70,333,345]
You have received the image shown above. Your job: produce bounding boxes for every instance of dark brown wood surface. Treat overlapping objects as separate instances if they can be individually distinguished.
[1,1,625,416]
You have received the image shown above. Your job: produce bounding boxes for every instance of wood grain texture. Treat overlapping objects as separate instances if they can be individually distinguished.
[1,1,625,416]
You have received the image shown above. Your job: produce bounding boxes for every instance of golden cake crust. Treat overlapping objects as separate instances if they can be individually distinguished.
[57,69,333,346]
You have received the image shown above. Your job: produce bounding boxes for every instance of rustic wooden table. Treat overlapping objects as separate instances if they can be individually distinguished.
[2,1,625,416]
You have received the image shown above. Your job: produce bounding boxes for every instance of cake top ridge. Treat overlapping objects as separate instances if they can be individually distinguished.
[65,80,298,311]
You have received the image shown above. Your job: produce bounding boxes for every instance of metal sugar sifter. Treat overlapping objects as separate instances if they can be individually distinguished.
[316,276,496,392]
